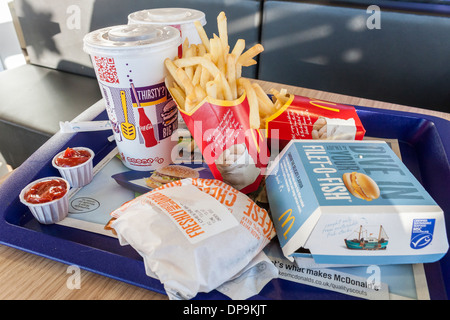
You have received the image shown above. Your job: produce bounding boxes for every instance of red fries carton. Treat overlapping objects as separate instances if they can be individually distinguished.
[266,95,365,149]
[176,94,270,194]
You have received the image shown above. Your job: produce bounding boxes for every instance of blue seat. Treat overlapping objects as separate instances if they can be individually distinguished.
[258,1,450,113]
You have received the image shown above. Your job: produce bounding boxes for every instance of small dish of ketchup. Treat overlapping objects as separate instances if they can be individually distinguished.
[19,177,70,224]
[52,147,95,188]
[23,177,68,204]
[54,147,92,168]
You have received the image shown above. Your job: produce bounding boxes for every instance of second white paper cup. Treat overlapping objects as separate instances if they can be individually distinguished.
[128,8,206,49]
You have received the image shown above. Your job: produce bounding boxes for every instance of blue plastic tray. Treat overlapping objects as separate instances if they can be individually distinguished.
[0,100,449,300]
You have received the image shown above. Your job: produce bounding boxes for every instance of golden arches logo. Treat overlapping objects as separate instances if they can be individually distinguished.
[309,100,340,113]
[278,208,295,240]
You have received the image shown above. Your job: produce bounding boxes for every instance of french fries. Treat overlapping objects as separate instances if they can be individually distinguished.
[166,11,286,129]
[270,88,290,110]
[238,78,260,129]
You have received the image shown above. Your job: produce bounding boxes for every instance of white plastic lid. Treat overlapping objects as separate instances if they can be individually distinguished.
[128,8,206,26]
[83,24,181,54]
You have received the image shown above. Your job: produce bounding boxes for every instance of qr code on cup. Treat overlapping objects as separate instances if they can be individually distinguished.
[94,56,119,84]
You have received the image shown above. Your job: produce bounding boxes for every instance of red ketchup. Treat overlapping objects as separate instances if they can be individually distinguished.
[24,178,68,204]
[55,147,91,167]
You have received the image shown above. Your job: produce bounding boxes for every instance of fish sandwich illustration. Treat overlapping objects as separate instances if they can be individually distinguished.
[343,172,380,201]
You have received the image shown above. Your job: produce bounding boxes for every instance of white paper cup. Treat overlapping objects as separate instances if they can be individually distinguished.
[128,8,206,49]
[52,147,94,188]
[19,177,70,224]
[83,24,181,171]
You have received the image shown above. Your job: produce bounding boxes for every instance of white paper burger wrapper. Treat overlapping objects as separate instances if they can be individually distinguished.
[110,178,277,300]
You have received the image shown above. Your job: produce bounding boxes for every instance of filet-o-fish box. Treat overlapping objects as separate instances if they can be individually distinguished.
[265,140,449,266]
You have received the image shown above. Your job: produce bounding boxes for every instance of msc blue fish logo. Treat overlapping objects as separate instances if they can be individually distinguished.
[410,233,433,249]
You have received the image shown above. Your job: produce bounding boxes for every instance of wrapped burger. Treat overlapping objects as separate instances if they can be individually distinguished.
[110,178,276,299]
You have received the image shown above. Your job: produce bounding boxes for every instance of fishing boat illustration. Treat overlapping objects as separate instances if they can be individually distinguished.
[345,225,389,250]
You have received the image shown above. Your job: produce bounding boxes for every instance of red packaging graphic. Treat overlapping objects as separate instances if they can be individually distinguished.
[177,94,270,194]
[137,107,158,148]
[266,95,365,149]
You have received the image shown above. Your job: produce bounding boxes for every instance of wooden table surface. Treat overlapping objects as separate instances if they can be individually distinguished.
[0,79,448,300]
